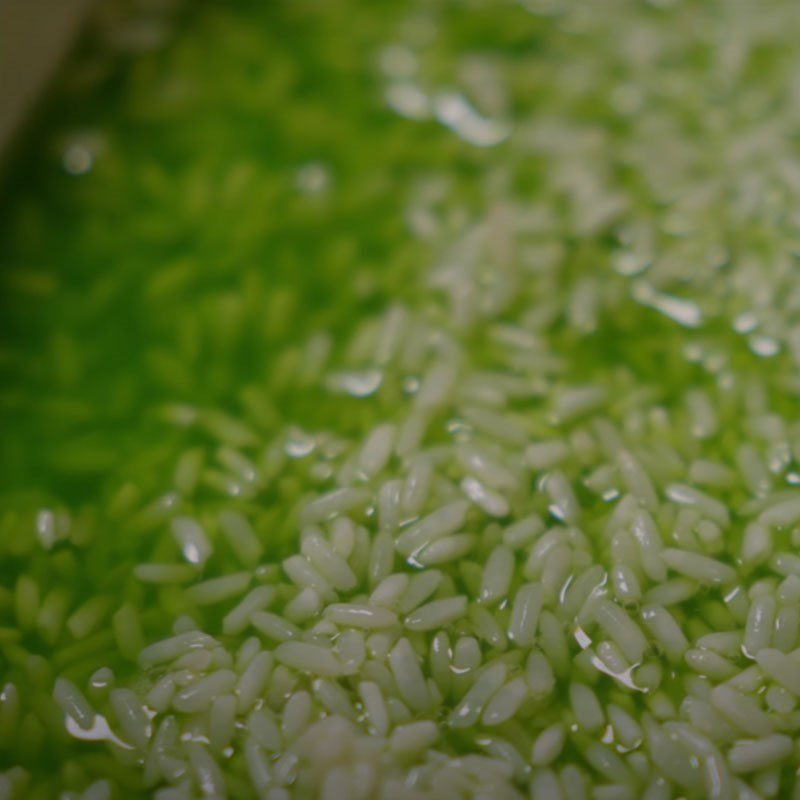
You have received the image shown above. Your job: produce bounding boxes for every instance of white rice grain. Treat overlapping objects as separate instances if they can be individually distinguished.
[461,477,509,518]
[593,599,648,663]
[301,488,371,525]
[685,648,738,681]
[301,530,358,592]
[250,611,301,642]
[553,385,606,423]
[773,604,799,652]
[368,532,395,587]
[173,670,237,714]
[458,445,519,491]
[146,675,176,713]
[696,632,742,658]
[686,390,718,439]
[369,574,410,609]
[531,723,566,766]
[450,662,507,729]
[737,444,772,496]
[630,509,666,582]
[541,544,573,600]
[741,522,772,567]
[395,501,470,558]
[209,694,237,753]
[335,630,366,674]
[710,686,774,737]
[313,679,357,721]
[282,555,335,601]
[758,495,800,528]
[109,688,151,750]
[480,546,514,605]
[570,683,605,732]
[387,638,430,712]
[389,721,439,755]
[186,741,226,796]
[469,604,509,650]
[53,677,95,731]
[508,583,543,648]
[218,510,263,568]
[171,518,213,566]
[755,648,800,695]
[416,533,476,565]
[640,604,688,663]
[330,517,356,560]
[223,586,276,636]
[244,738,273,793]
[525,650,555,697]
[281,690,312,740]
[400,458,433,518]
[397,570,442,614]
[617,450,658,510]
[274,642,343,677]
[744,595,776,656]
[325,603,398,629]
[612,565,642,607]
[524,441,569,470]
[358,681,389,736]
[284,588,322,624]
[184,572,251,606]
[406,596,467,631]
[139,631,217,669]
[530,768,564,800]
[415,362,457,410]
[608,704,642,749]
[665,484,730,528]
[461,406,528,446]
[481,678,528,726]
[660,548,737,586]
[539,611,570,677]
[378,479,404,532]
[429,631,453,696]
[728,735,793,774]
[502,514,545,550]
[560,765,587,800]
[544,471,580,524]
[644,578,698,607]
[358,424,396,478]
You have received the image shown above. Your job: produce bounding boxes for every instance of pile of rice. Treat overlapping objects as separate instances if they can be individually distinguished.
[3,0,800,797]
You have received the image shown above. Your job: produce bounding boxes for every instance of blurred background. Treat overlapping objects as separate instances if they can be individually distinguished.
[0,0,452,505]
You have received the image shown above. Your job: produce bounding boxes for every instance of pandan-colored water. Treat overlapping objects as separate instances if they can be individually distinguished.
[2,0,800,797]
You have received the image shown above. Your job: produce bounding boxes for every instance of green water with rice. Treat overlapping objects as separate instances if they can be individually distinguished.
[2,0,800,797]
